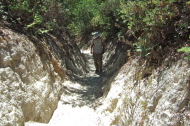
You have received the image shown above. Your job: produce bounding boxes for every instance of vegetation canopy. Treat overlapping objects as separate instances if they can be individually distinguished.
[1,0,189,59]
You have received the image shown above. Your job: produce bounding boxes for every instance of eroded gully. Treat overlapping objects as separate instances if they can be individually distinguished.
[26,49,109,126]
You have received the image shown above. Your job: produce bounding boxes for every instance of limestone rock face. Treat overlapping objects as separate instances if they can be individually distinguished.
[1,23,190,126]
[0,25,86,125]
[99,58,190,126]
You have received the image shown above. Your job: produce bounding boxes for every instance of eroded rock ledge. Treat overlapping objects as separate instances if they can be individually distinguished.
[1,22,190,126]
[0,24,86,125]
[98,58,190,126]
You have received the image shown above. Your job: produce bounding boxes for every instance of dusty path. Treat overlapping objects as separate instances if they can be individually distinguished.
[26,49,107,126]
[60,49,106,106]
[48,49,106,125]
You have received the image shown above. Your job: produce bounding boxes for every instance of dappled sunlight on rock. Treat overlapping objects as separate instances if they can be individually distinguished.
[1,23,190,126]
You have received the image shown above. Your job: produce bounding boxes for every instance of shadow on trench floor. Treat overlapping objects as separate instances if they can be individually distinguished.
[61,50,110,107]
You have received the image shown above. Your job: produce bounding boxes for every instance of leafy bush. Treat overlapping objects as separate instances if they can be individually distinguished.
[66,0,101,35]
[118,0,190,57]
[1,0,67,34]
[1,0,190,49]
[178,47,190,59]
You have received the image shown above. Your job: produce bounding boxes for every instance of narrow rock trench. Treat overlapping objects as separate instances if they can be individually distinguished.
[2,25,189,126]
[1,25,128,126]
[60,49,106,107]
[25,49,112,126]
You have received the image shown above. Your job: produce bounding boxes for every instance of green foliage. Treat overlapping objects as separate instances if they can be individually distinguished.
[118,0,190,56]
[26,13,43,28]
[0,2,6,20]
[178,47,190,59]
[1,0,66,34]
[66,0,101,35]
[1,0,190,50]
[64,0,123,36]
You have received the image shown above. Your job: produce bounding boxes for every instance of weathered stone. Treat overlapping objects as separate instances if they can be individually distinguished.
[0,25,86,125]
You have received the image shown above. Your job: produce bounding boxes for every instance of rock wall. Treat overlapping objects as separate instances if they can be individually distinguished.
[103,40,132,76]
[1,22,190,126]
[0,24,86,125]
[99,57,190,126]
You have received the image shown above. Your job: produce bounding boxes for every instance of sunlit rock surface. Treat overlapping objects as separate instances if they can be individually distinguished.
[0,25,86,125]
[0,27,64,125]
[27,50,190,126]
[1,24,190,126]
[98,58,190,126]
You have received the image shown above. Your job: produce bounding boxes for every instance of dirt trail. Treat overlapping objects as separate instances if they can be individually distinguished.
[26,49,107,126]
[25,50,105,126]
[60,49,106,106]
[48,49,106,125]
